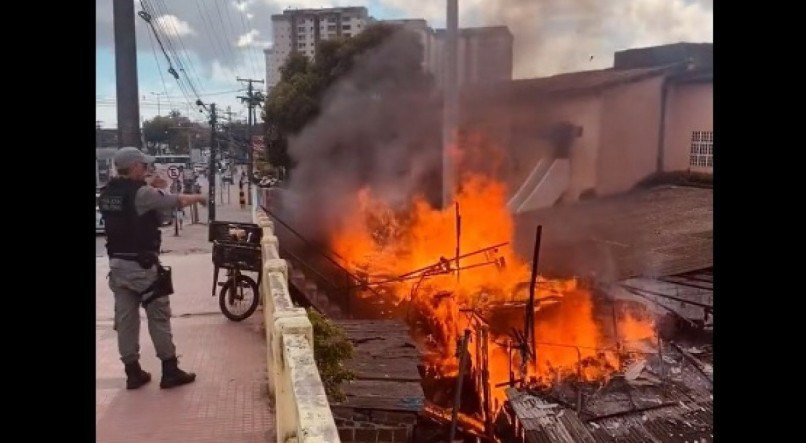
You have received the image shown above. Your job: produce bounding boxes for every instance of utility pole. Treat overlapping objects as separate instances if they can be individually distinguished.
[237,77,264,205]
[151,91,166,115]
[206,103,218,223]
[222,106,237,161]
[113,0,141,148]
[442,0,459,207]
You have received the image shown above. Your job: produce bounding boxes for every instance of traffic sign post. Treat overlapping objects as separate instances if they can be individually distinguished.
[167,166,180,180]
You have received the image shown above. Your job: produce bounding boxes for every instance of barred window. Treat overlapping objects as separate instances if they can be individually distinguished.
[689,130,713,168]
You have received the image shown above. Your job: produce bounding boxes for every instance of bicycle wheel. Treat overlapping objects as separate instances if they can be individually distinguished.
[219,275,259,321]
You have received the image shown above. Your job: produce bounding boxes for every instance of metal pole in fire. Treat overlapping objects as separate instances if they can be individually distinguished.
[442,0,459,207]
[449,329,471,443]
[525,225,543,372]
[455,201,461,282]
[481,325,494,441]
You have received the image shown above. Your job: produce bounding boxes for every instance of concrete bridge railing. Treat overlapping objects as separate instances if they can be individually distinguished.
[255,209,340,443]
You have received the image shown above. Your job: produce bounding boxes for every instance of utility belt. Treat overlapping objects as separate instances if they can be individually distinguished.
[110,251,174,307]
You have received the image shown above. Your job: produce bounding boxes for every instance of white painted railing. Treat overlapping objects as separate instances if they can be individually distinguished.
[254,209,340,443]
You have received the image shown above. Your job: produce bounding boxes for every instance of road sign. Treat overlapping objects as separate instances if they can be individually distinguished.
[167,166,180,179]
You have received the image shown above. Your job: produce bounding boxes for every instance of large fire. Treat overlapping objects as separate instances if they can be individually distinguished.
[329,173,656,416]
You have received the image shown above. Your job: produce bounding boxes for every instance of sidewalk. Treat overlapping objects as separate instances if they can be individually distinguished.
[96,175,274,441]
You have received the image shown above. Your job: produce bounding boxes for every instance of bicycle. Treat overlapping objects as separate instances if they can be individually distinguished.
[210,222,263,321]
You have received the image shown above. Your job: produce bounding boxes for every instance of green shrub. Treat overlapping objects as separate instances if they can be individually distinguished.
[307,309,356,402]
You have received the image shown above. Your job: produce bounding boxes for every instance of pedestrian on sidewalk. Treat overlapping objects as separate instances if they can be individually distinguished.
[238,174,246,209]
[99,147,208,390]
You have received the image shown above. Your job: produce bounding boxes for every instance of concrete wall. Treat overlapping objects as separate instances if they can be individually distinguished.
[544,95,602,201]
[663,81,713,173]
[255,210,340,443]
[597,76,665,195]
[490,93,601,203]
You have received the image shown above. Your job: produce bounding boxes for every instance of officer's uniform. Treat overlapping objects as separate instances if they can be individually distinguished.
[100,177,179,365]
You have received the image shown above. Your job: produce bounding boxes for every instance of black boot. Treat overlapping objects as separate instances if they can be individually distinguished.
[124,361,151,390]
[160,357,196,389]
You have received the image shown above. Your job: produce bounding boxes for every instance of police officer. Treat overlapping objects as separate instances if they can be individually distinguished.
[99,147,208,390]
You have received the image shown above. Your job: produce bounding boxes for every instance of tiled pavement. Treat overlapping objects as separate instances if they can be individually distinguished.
[96,315,274,442]
[96,176,274,442]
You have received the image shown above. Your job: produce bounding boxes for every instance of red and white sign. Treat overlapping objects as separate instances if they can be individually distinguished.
[250,135,265,157]
[167,166,180,179]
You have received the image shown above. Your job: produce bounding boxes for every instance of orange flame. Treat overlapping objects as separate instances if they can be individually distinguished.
[329,172,655,417]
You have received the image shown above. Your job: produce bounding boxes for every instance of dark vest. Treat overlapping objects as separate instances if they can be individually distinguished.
[99,178,162,255]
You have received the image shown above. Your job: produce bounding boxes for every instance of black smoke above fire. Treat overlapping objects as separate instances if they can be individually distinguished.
[282,28,443,241]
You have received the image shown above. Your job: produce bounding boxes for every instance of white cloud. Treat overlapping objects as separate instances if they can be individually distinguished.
[260,0,356,9]
[154,14,195,37]
[237,29,259,47]
[211,60,240,83]
[247,12,254,19]
[372,0,712,78]
[234,1,250,13]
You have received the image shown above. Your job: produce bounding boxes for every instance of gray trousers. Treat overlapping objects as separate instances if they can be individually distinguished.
[108,258,176,365]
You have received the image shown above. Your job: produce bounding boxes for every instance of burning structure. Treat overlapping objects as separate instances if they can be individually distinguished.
[261,4,712,441]
[316,169,713,441]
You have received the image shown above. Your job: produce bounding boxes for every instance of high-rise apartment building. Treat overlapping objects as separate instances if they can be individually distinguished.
[265,7,369,87]
[432,26,513,89]
[264,8,513,91]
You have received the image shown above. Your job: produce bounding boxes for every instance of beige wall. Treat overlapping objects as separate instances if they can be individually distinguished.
[551,96,602,201]
[459,91,602,202]
[663,82,713,172]
[597,76,665,196]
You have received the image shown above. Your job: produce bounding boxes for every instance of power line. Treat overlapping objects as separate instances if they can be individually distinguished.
[152,0,207,96]
[138,0,196,109]
[145,25,175,112]
[96,89,244,102]
[212,0,238,64]
[234,1,262,80]
[196,0,233,64]
[148,0,204,101]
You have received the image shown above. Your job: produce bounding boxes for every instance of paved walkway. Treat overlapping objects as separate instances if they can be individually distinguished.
[96,173,274,442]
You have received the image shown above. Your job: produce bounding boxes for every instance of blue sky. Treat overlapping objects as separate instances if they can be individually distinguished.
[96,0,712,128]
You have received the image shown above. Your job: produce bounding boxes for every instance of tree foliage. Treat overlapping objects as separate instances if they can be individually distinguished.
[307,309,355,402]
[263,23,405,173]
[142,111,207,155]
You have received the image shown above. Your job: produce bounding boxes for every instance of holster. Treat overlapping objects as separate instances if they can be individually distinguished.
[140,263,174,307]
[135,252,158,269]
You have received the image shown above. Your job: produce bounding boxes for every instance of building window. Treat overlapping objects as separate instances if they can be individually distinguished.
[343,32,351,37]
[689,130,713,168]
[298,26,305,32]
[298,42,306,48]
[328,25,336,31]
[342,24,351,30]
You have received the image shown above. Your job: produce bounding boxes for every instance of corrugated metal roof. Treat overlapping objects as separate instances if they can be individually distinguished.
[506,388,596,443]
[506,385,712,442]
[588,400,712,442]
